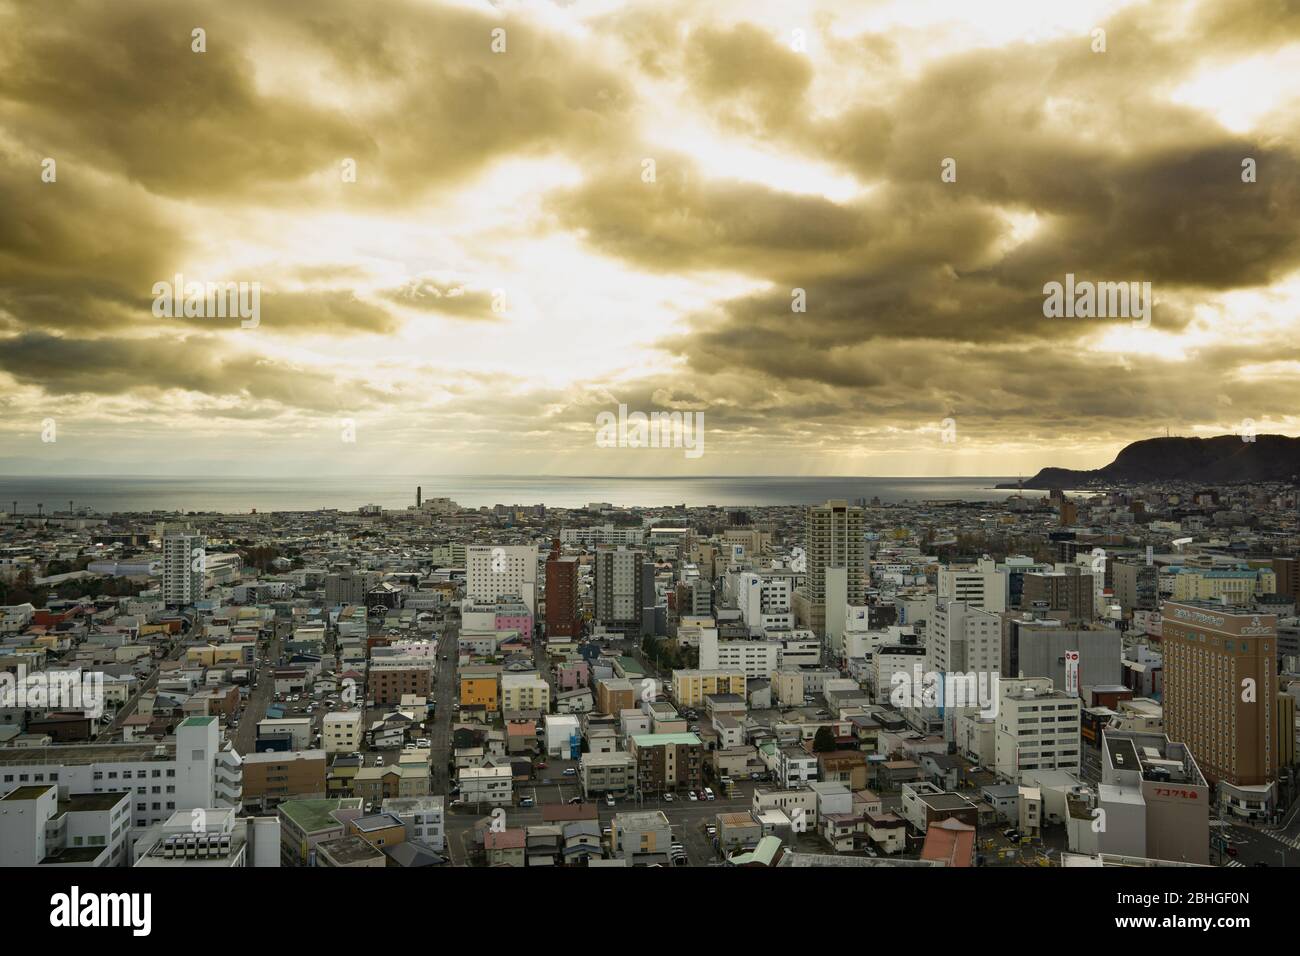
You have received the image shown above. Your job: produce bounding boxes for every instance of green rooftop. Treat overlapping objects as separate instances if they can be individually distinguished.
[181,716,215,727]
[617,657,644,673]
[2,784,54,801]
[729,835,783,866]
[278,798,362,834]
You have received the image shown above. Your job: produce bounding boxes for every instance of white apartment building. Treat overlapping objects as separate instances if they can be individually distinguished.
[937,558,1007,613]
[322,710,363,754]
[162,530,206,607]
[457,765,512,807]
[778,747,819,788]
[465,545,538,615]
[501,672,550,715]
[383,795,445,851]
[0,715,241,830]
[700,628,776,679]
[928,601,1002,677]
[0,784,133,867]
[736,571,795,635]
[995,677,1082,784]
[560,525,645,547]
[874,643,927,699]
[918,602,1002,735]
[699,620,820,680]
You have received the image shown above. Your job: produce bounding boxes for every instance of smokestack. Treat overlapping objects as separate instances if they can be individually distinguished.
[417,486,422,509]
[37,503,43,517]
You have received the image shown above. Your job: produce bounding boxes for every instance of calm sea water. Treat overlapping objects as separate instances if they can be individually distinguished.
[0,475,1025,514]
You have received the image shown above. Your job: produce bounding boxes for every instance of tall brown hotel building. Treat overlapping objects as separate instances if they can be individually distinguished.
[1162,601,1275,787]
[545,540,581,639]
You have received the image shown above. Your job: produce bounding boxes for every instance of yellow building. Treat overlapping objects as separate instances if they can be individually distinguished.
[501,673,550,714]
[1170,567,1274,604]
[186,644,247,667]
[671,669,747,708]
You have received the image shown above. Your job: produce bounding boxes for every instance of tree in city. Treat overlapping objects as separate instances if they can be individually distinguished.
[813,726,837,753]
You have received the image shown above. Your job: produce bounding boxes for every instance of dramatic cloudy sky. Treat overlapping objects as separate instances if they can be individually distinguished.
[2,0,1299,478]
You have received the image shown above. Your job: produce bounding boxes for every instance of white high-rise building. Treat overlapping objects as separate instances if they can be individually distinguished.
[922,601,1002,738]
[937,557,1007,613]
[928,601,1002,676]
[994,677,1082,784]
[465,545,538,615]
[162,530,206,607]
[736,571,795,635]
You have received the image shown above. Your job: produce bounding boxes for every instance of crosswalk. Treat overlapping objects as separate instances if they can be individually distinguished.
[1224,859,1245,868]
[1269,832,1300,851]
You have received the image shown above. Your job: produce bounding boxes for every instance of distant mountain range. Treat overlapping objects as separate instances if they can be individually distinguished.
[1000,435,1300,489]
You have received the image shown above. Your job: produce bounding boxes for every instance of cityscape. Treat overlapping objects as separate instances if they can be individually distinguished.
[0,0,1295,933]
[2,480,1299,883]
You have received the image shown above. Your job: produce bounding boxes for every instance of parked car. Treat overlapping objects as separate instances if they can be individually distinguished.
[688,791,698,801]
[703,788,715,800]
[536,761,548,769]
[567,796,583,805]
[663,792,675,802]
[563,768,577,776]
[518,796,535,808]
[605,794,616,807]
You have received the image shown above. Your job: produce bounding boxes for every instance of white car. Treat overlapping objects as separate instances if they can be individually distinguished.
[663,792,675,802]
[688,791,698,801]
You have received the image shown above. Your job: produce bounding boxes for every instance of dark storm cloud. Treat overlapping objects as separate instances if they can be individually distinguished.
[0,332,381,413]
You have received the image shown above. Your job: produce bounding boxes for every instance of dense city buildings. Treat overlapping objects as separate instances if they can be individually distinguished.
[2,477,1299,880]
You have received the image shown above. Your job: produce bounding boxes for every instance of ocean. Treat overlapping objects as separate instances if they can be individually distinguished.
[0,475,1026,514]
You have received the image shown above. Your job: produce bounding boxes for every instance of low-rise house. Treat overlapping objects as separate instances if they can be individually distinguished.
[865,811,907,854]
[485,828,526,867]
[610,810,672,865]
[562,820,602,864]
[316,834,386,867]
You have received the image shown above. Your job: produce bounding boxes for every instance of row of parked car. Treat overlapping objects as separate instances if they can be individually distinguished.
[663,787,715,802]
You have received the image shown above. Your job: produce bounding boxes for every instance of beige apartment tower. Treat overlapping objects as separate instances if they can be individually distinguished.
[801,499,865,638]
